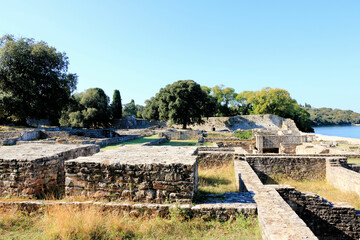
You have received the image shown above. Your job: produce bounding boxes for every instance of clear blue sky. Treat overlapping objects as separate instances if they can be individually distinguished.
[1,1,359,112]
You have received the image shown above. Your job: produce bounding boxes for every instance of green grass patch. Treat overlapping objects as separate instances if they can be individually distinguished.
[160,139,198,147]
[234,130,253,140]
[101,135,159,151]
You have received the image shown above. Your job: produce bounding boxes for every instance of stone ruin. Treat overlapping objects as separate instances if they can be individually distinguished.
[65,145,198,203]
[2,115,360,239]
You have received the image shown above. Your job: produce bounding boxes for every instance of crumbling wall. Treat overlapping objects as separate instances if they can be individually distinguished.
[277,186,360,240]
[65,146,198,203]
[237,155,327,182]
[326,157,360,197]
[0,144,99,198]
[204,137,255,152]
[197,152,234,168]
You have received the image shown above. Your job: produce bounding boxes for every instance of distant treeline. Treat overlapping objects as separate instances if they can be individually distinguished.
[303,105,360,126]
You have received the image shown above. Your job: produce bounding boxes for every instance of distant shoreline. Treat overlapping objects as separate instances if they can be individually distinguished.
[312,124,359,128]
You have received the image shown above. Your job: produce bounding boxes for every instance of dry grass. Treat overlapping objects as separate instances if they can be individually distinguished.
[348,158,360,164]
[198,161,237,195]
[0,205,261,240]
[276,178,360,209]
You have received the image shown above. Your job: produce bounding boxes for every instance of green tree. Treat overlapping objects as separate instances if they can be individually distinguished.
[59,88,110,128]
[143,80,214,129]
[0,35,77,124]
[246,87,313,132]
[111,89,122,119]
[203,85,237,116]
[123,99,138,116]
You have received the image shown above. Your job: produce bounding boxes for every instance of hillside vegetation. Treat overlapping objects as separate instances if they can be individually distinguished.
[304,107,360,126]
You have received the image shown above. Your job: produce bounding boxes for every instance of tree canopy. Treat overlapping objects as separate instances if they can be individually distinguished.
[60,88,110,128]
[244,87,313,132]
[142,80,214,129]
[0,35,77,124]
[111,89,122,119]
[305,107,360,126]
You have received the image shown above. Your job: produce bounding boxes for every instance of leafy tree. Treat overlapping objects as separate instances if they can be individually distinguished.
[123,99,137,116]
[143,80,214,129]
[203,85,237,116]
[111,89,122,119]
[246,87,313,132]
[0,35,77,124]
[305,107,360,126]
[59,88,110,128]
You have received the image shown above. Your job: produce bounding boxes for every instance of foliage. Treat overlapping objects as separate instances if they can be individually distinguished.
[143,80,215,129]
[59,88,110,128]
[111,89,122,119]
[304,107,360,126]
[0,35,77,124]
[202,85,237,116]
[245,87,313,132]
[234,130,253,139]
[123,99,138,117]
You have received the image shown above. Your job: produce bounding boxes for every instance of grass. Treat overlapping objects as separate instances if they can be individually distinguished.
[348,158,360,164]
[275,178,360,209]
[234,130,253,140]
[0,205,261,240]
[101,135,159,150]
[197,161,237,196]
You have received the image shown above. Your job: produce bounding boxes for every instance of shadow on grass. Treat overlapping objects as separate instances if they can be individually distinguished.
[199,176,232,187]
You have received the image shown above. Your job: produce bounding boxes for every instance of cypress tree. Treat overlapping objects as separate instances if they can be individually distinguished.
[111,89,122,119]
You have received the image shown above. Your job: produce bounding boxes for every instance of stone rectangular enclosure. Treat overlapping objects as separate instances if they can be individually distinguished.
[0,144,99,197]
[65,145,198,203]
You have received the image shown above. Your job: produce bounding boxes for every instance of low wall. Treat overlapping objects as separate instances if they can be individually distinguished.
[276,185,360,240]
[65,146,198,203]
[0,200,256,221]
[326,158,360,197]
[237,155,327,182]
[0,144,99,198]
[197,152,234,168]
[0,130,42,145]
[204,137,255,152]
[158,130,201,140]
[234,160,317,240]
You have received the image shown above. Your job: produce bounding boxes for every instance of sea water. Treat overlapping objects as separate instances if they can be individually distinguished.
[313,125,360,139]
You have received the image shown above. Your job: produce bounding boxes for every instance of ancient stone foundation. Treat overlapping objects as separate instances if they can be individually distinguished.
[276,185,360,240]
[0,144,99,197]
[65,145,198,203]
[237,154,328,182]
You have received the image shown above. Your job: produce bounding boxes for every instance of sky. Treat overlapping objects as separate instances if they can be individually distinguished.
[1,0,359,112]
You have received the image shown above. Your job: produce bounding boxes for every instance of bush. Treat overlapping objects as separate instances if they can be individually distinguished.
[234,130,253,139]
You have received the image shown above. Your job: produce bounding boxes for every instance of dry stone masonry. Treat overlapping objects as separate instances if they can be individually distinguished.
[0,144,99,197]
[65,145,198,203]
[275,185,360,240]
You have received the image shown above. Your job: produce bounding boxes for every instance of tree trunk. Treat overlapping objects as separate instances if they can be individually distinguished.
[182,123,186,129]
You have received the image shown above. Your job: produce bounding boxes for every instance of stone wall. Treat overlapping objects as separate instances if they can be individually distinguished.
[326,157,360,197]
[256,135,305,153]
[0,144,99,198]
[197,152,234,168]
[0,200,256,221]
[237,155,327,182]
[158,130,201,140]
[234,160,317,240]
[65,146,198,203]
[276,185,360,240]
[0,130,42,145]
[204,137,255,152]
